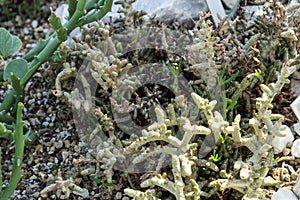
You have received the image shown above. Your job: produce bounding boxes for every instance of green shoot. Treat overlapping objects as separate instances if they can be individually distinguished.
[0,147,2,193]
[219,133,228,144]
[90,177,116,188]
[273,157,282,163]
[210,149,222,163]
[254,68,262,77]
[218,65,240,116]
[166,58,183,78]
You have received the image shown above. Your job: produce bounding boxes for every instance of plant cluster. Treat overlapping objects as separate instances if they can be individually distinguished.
[0,0,300,199]
[52,0,300,199]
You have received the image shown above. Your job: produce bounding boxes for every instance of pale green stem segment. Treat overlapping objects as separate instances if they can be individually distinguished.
[0,103,24,200]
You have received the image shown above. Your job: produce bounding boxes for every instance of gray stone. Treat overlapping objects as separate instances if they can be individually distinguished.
[222,0,239,10]
[294,123,300,136]
[291,95,300,122]
[272,188,298,200]
[270,125,294,154]
[106,0,208,28]
[205,0,226,26]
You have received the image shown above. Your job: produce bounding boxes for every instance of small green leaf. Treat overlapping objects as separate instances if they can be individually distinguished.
[4,59,28,81]
[226,94,240,112]
[223,71,239,85]
[90,177,103,184]
[90,177,116,187]
[219,133,228,144]
[166,58,183,78]
[0,28,22,58]
[210,149,222,162]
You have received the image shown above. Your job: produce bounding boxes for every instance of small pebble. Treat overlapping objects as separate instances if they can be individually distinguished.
[31,20,38,28]
[28,99,35,104]
[33,192,40,198]
[65,140,71,148]
[289,160,295,165]
[271,126,294,153]
[37,92,42,99]
[34,26,44,32]
[42,121,49,127]
[54,141,63,149]
[291,96,300,121]
[23,27,29,35]
[291,139,300,158]
[287,142,293,148]
[115,192,122,199]
[30,175,37,180]
[62,151,69,162]
[294,123,300,136]
[282,148,291,156]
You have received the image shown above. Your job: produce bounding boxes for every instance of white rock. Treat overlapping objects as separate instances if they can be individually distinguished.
[272,188,298,200]
[291,139,300,158]
[205,0,226,26]
[291,95,300,121]
[271,125,294,154]
[222,0,238,9]
[31,20,38,28]
[73,188,89,198]
[293,174,300,198]
[294,123,300,136]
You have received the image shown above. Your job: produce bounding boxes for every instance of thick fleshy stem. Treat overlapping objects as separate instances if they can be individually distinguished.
[0,103,24,200]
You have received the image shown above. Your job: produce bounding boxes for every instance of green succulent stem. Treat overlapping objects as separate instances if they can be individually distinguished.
[23,37,52,62]
[85,0,100,12]
[0,102,24,200]
[0,147,2,193]
[65,0,87,31]
[0,90,16,113]
[77,0,113,26]
[68,0,77,19]
[0,0,113,122]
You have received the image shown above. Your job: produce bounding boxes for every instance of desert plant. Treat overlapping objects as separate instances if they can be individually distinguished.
[0,0,113,199]
[56,1,300,199]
